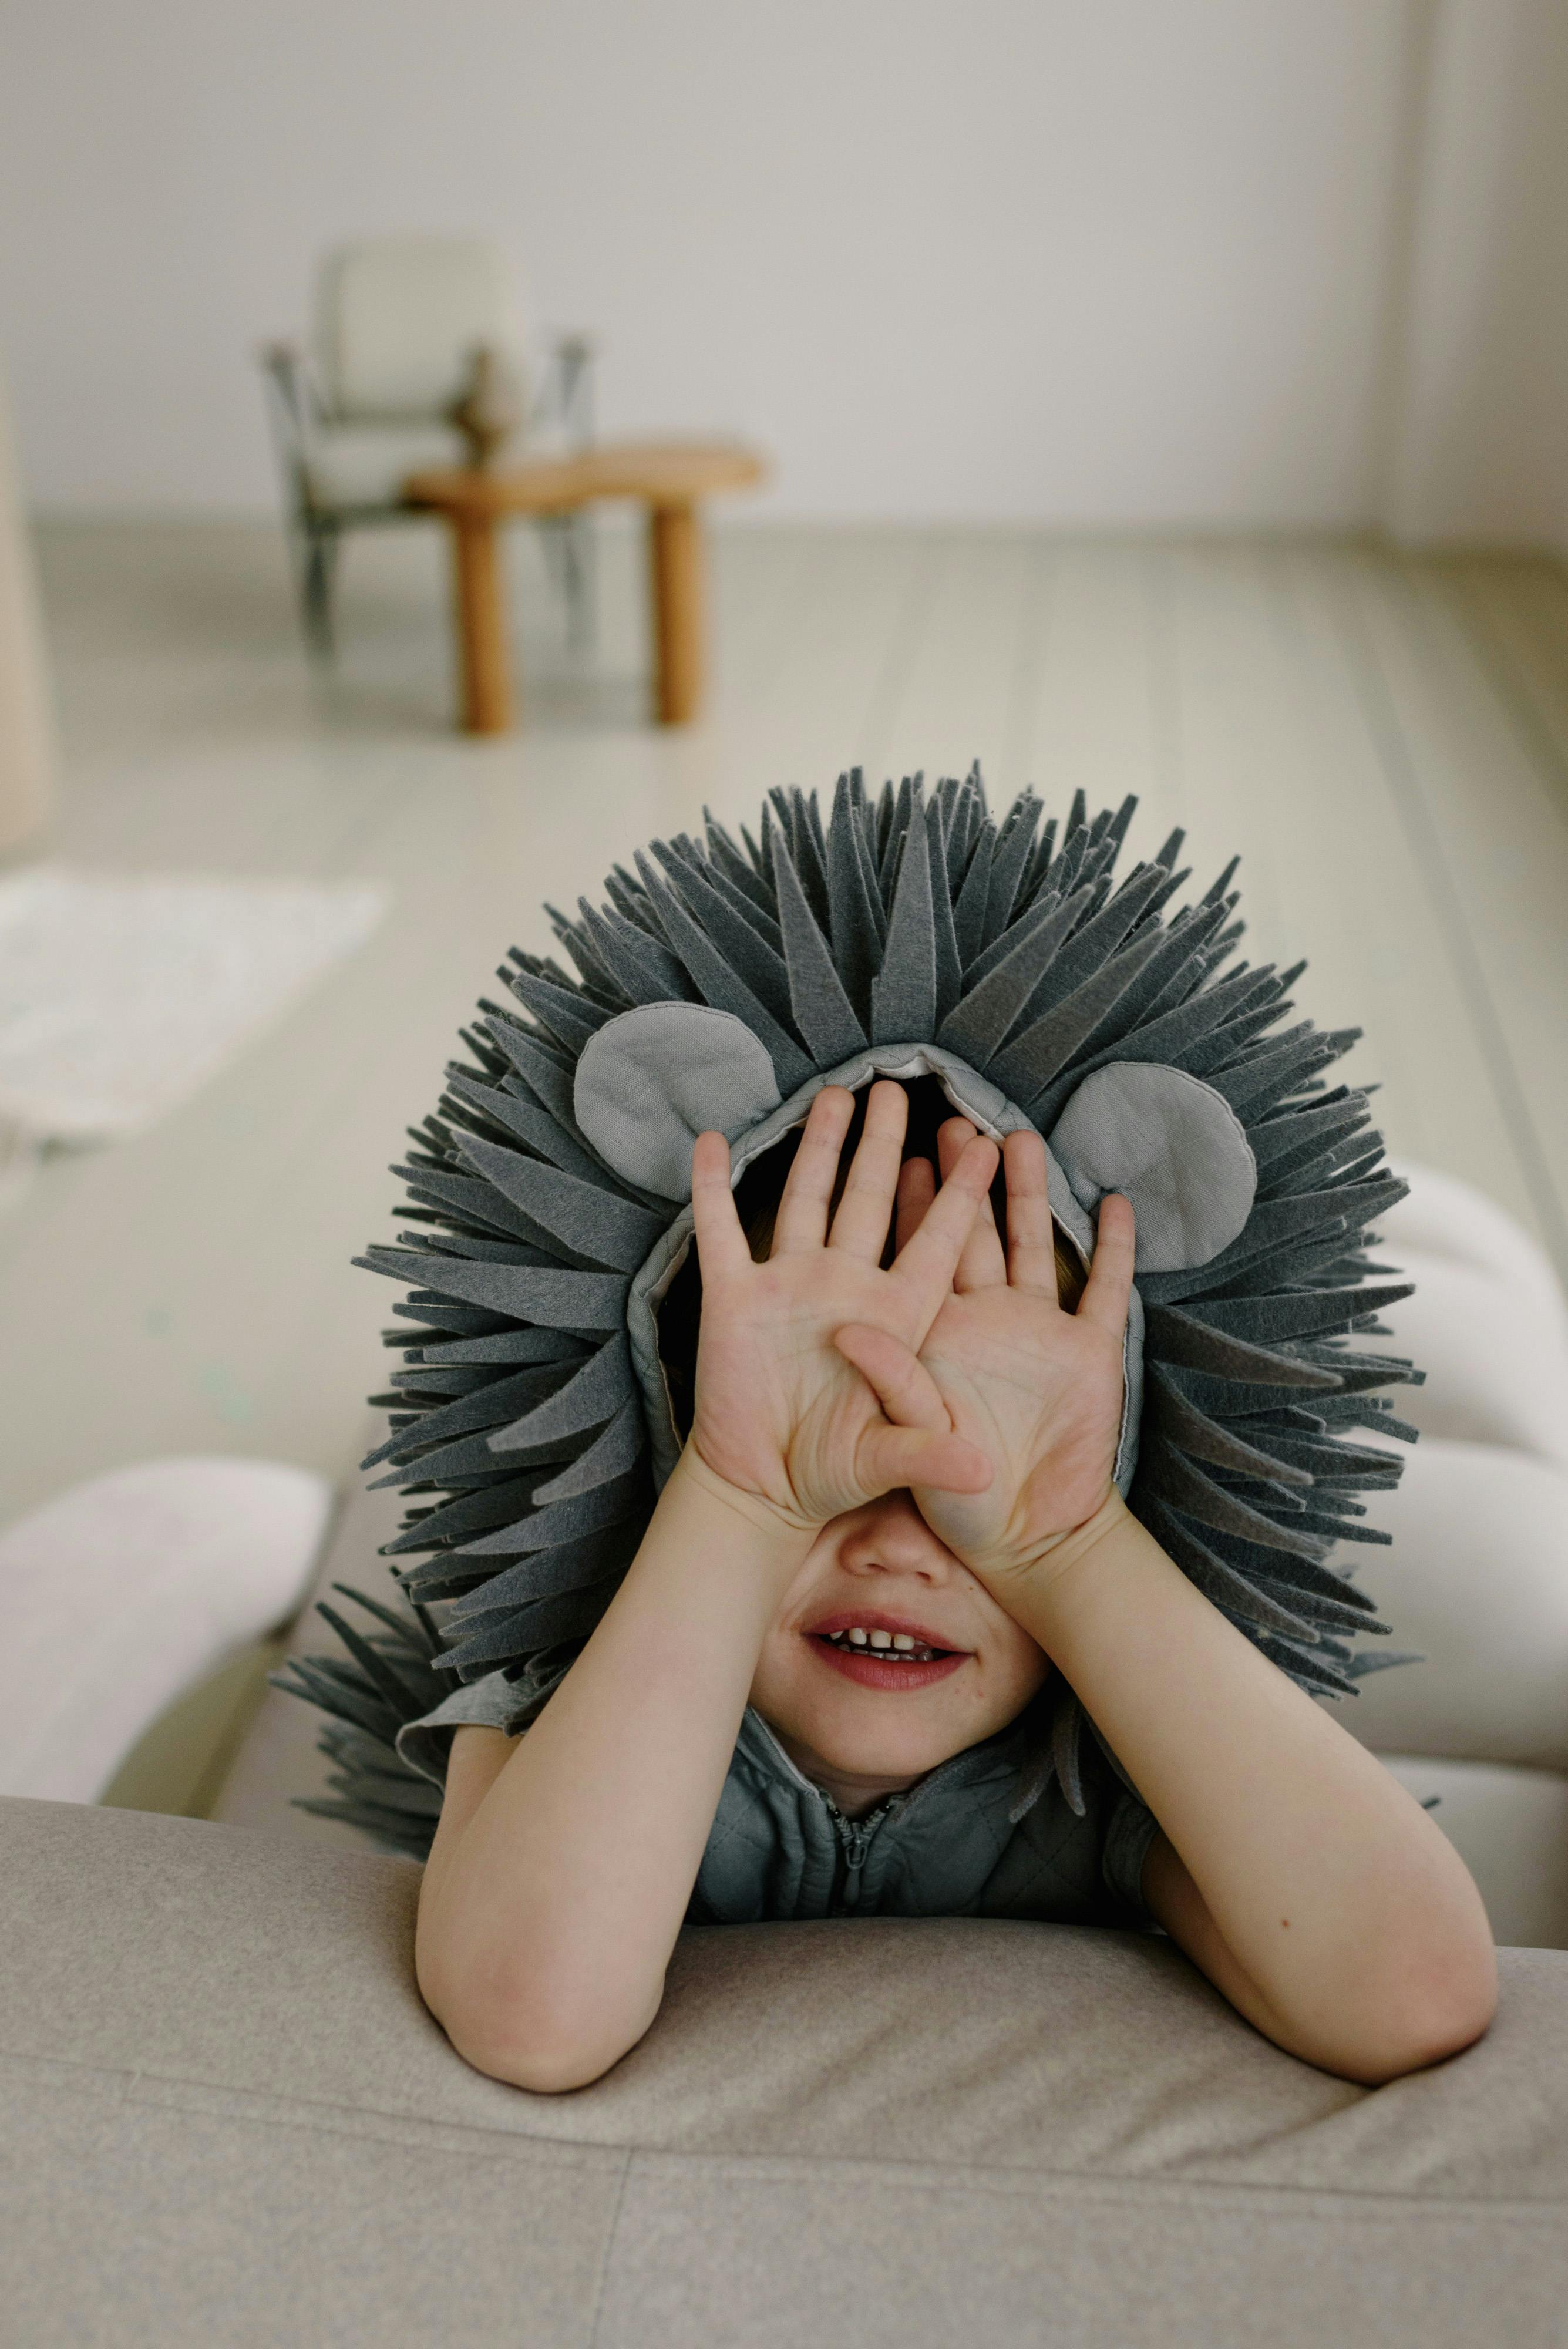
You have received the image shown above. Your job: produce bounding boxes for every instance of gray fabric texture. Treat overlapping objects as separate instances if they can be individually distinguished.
[4,1796,1567,2349]
[395,1675,1159,1924]
[1050,1058,1258,1273]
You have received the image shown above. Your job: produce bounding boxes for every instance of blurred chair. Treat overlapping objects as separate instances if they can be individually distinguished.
[259,235,594,655]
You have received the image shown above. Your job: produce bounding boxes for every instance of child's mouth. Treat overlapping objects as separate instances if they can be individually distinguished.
[806,1627,968,1691]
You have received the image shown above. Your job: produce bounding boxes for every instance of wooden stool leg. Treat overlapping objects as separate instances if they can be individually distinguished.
[450,512,513,733]
[649,500,704,725]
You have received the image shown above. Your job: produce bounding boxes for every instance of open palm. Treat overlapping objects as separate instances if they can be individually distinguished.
[688,1085,1000,1532]
[835,1121,1135,1581]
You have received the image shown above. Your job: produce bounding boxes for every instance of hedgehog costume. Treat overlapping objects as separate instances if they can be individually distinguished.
[280,769,1421,1924]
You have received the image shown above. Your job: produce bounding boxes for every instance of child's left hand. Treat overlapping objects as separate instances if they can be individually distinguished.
[833,1119,1135,1584]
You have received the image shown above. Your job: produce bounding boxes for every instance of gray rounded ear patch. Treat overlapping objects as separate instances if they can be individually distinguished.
[574,1002,783,1201]
[1047,1061,1257,1274]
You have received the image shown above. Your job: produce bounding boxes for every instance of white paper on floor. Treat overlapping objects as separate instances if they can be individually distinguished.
[0,866,389,1147]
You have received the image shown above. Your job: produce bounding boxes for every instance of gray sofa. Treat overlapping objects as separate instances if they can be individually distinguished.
[4,1792,1567,2348]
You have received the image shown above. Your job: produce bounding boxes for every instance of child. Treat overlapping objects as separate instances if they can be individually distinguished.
[410,1078,1495,2094]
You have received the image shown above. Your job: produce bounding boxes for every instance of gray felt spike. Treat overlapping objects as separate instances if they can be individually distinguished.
[772,837,870,1064]
[482,1018,583,1125]
[1187,1520,1384,1614]
[634,854,815,1093]
[923,790,964,1022]
[451,1469,647,1561]
[936,885,1092,1064]
[878,776,917,894]
[1021,814,1058,900]
[381,1478,551,1553]
[649,847,795,1024]
[488,1331,634,1451]
[1138,1439,1330,1561]
[702,809,775,912]
[1143,1367,1314,1489]
[443,1072,621,1193]
[950,824,995,967]
[871,790,938,1042]
[356,1247,628,1331]
[390,1165,547,1247]
[451,1133,666,1273]
[695,852,793,958]
[545,908,628,1007]
[436,1573,628,1677]
[1030,957,1263,1120]
[997,921,1168,1106]
[982,794,1041,944]
[1145,1303,1343,1389]
[827,778,886,1020]
[1213,1029,1359,1117]
[359,1362,567,1470]
[502,967,611,1055]
[531,1392,647,1505]
[1153,826,1186,870]
[577,897,694,1006]
[1185,1283,1414,1348]
[365,1426,571,1491]
[1007,860,1171,1031]
[1202,855,1241,906]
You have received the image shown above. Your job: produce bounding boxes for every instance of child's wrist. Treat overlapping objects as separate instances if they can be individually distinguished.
[668,1443,823,1558]
[963,1485,1130,1592]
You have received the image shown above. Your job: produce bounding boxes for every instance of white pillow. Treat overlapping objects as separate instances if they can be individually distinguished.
[0,1458,333,1803]
[1348,1441,1568,1772]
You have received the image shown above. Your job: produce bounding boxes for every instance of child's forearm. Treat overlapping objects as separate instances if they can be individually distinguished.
[1006,1497,1496,2082]
[415,1452,813,2092]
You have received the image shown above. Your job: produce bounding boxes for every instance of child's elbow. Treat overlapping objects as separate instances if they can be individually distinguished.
[450,2013,629,2094]
[1336,1941,1498,2086]
[419,1950,652,2094]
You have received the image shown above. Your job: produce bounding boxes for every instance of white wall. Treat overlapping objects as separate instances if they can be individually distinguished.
[0,0,1428,526]
[1382,0,1568,553]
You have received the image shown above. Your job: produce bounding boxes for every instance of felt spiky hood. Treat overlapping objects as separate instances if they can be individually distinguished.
[281,769,1422,1851]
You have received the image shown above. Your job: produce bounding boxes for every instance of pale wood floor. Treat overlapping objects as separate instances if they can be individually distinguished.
[4,519,1566,1527]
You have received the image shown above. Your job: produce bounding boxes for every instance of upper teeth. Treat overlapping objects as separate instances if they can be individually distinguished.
[823,1627,942,1660]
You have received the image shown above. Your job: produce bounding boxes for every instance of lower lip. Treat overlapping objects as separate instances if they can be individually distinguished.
[807,1637,968,1692]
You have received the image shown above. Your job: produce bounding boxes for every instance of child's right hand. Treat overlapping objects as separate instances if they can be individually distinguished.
[687,1082,1000,1535]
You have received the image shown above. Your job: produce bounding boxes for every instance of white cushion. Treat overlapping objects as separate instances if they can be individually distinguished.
[1381,1755,1568,1951]
[1361,1161,1568,1465]
[1383,1159,1567,1299]
[0,1459,332,1803]
[301,423,469,513]
[1346,1440,1568,1770]
[314,236,521,421]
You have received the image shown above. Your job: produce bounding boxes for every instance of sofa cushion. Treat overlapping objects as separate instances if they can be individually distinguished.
[0,1458,332,1803]
[1347,1440,1568,1771]
[2,1796,1566,2348]
[1381,1754,1568,1950]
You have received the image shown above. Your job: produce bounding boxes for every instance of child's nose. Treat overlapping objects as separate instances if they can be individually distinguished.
[839,1491,957,1579]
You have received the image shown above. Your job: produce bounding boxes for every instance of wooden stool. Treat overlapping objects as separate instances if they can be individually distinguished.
[404,440,767,734]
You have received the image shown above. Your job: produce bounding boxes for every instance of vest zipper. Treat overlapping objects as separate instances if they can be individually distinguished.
[829,1805,889,1914]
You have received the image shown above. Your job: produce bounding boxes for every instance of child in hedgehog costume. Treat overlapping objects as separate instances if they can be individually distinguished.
[283,771,1494,2086]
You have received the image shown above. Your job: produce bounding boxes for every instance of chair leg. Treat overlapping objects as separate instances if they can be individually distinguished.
[297,523,339,659]
[539,512,597,657]
[563,510,597,656]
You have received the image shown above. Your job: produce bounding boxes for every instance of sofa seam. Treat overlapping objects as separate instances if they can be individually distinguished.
[4,2045,1565,2216]
[586,2149,634,2349]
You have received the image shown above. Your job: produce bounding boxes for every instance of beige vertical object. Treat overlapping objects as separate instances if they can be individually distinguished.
[0,373,55,853]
